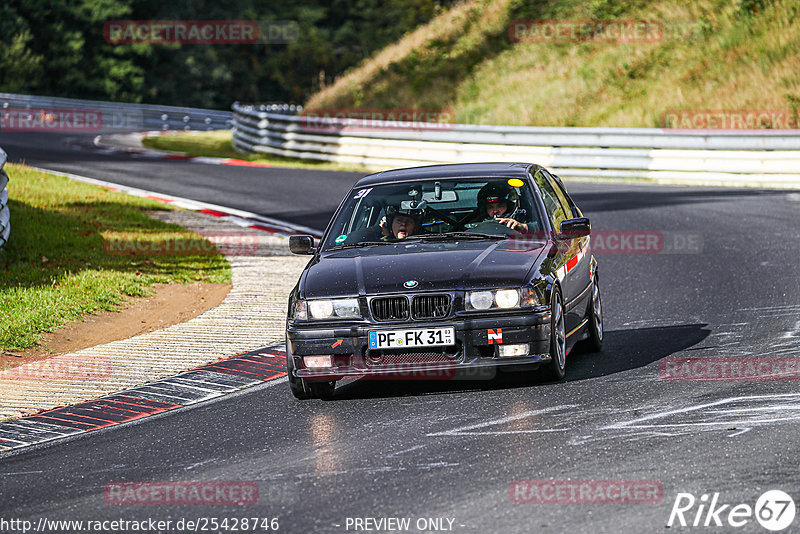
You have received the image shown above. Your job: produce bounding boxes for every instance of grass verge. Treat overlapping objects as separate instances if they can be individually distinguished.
[141,130,371,173]
[0,163,231,352]
[307,0,800,128]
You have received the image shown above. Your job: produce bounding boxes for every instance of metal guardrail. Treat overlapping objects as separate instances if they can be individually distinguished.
[1,93,233,133]
[231,102,800,188]
[0,94,236,250]
[0,148,10,251]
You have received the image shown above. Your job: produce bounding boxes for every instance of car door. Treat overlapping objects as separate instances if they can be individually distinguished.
[531,169,585,334]
[544,171,592,329]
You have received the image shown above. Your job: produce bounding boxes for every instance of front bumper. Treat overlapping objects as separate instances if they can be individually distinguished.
[287,311,551,380]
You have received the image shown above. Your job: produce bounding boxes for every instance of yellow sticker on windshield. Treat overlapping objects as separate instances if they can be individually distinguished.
[507,178,524,187]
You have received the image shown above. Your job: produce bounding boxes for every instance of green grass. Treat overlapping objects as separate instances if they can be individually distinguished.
[0,164,231,351]
[306,0,800,127]
[141,131,371,173]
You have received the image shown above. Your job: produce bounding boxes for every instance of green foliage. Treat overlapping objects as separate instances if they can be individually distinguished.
[0,0,144,101]
[309,0,800,128]
[0,30,43,93]
[589,0,629,19]
[737,0,770,16]
[0,0,457,108]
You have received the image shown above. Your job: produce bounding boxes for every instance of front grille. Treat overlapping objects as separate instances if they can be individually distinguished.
[412,294,451,319]
[370,297,409,321]
[366,347,459,366]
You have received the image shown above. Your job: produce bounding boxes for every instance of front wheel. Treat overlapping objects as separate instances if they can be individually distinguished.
[542,287,566,381]
[306,380,336,400]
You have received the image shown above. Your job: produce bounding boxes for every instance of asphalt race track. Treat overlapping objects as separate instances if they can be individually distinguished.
[1,133,359,231]
[2,132,800,533]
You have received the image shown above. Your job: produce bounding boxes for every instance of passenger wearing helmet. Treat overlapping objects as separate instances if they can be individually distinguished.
[340,205,422,245]
[465,182,528,232]
[380,205,422,240]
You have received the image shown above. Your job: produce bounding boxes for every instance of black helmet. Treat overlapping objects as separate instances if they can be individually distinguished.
[477,183,517,213]
[385,204,423,227]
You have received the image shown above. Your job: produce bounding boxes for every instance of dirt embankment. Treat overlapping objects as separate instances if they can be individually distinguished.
[1,282,231,370]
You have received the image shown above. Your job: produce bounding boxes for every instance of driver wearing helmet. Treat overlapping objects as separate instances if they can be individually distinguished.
[466,182,528,232]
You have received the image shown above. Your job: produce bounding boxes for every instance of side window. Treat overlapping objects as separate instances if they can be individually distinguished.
[533,170,569,230]
[543,171,575,220]
[347,199,381,233]
[516,184,541,232]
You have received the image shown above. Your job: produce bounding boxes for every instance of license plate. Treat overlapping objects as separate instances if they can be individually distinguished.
[369,327,455,349]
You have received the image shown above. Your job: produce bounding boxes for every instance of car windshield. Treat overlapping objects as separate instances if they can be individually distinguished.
[321,177,544,251]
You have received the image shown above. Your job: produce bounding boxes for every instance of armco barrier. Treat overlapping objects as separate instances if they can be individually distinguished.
[231,103,800,188]
[1,93,232,133]
[0,148,9,251]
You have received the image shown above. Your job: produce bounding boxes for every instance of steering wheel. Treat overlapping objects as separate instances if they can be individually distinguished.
[465,219,516,236]
[424,206,465,231]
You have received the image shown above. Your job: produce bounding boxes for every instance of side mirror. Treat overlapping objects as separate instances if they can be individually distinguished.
[289,235,316,254]
[558,217,591,240]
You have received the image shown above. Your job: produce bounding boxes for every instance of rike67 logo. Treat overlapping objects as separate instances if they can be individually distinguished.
[668,490,796,531]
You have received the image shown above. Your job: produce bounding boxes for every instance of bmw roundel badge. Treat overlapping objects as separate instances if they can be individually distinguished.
[404,280,419,289]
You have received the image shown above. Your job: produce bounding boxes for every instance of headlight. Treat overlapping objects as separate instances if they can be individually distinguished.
[309,300,334,318]
[465,287,544,311]
[468,291,494,310]
[301,298,361,320]
[495,289,520,308]
[333,299,360,317]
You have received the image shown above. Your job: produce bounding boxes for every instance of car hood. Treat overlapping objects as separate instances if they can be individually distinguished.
[302,239,548,298]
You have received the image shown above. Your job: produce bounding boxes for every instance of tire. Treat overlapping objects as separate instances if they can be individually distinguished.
[542,286,566,381]
[286,340,336,400]
[585,274,603,353]
[307,380,336,400]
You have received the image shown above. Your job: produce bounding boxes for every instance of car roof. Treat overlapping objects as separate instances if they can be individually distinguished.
[354,162,542,187]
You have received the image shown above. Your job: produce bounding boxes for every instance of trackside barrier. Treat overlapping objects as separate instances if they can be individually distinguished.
[0,93,232,133]
[231,103,800,188]
[0,148,9,251]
